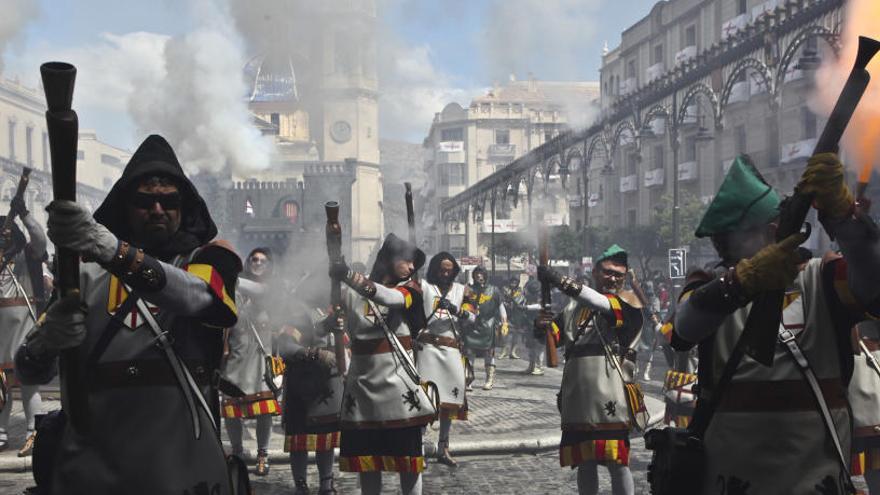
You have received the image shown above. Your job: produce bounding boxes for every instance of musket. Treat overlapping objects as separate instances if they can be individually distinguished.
[325,202,347,376]
[537,218,559,368]
[741,36,880,367]
[0,167,31,263]
[404,182,419,282]
[41,61,88,431]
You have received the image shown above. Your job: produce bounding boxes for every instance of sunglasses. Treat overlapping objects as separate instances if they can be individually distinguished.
[601,268,627,279]
[131,192,182,210]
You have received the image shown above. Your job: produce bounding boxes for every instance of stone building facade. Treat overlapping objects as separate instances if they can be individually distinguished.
[442,0,843,269]
[423,79,600,259]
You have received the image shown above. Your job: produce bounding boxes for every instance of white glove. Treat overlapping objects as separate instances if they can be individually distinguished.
[28,295,88,352]
[47,200,118,263]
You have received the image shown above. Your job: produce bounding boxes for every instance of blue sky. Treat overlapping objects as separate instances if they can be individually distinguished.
[4,0,661,150]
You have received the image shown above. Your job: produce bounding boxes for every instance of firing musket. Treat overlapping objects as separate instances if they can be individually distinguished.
[325,202,348,376]
[537,217,559,368]
[742,36,880,367]
[404,182,419,282]
[0,167,32,264]
[41,61,88,431]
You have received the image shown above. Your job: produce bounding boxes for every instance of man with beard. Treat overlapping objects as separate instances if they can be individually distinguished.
[417,252,475,467]
[0,195,46,456]
[220,247,280,475]
[15,135,241,494]
[536,244,643,495]
[673,154,880,494]
[329,234,433,495]
[462,267,507,390]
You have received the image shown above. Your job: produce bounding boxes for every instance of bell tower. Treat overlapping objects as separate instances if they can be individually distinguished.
[317,0,380,165]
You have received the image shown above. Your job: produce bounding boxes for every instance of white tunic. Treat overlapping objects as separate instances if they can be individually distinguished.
[417,281,467,412]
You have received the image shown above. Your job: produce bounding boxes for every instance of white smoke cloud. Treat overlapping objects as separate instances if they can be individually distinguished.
[127,0,272,174]
[0,0,39,74]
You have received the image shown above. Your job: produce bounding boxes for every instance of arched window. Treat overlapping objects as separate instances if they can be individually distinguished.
[244,197,255,218]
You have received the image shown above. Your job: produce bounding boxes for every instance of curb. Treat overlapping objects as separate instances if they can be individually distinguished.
[0,399,667,473]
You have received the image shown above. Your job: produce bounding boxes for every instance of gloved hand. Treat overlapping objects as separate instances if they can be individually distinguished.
[735,231,810,298]
[438,298,459,315]
[0,229,11,252]
[27,295,88,352]
[537,265,563,288]
[47,200,117,263]
[314,348,337,372]
[797,152,854,219]
[10,196,28,217]
[500,321,509,336]
[328,258,350,281]
[533,309,554,340]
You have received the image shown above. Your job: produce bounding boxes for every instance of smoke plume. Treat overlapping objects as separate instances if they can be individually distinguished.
[128,0,272,174]
[812,0,880,182]
[0,0,38,74]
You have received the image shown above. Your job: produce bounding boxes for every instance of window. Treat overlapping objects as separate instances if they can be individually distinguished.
[598,183,604,200]
[803,108,818,139]
[653,145,665,170]
[685,25,697,47]
[685,135,697,161]
[25,127,33,167]
[42,132,49,171]
[737,0,747,15]
[441,163,465,186]
[735,125,747,155]
[626,60,636,79]
[544,131,553,142]
[447,234,466,259]
[626,153,638,175]
[270,113,280,132]
[627,209,637,227]
[495,129,510,145]
[101,154,121,166]
[8,120,15,160]
[282,200,299,224]
[653,44,664,64]
[440,127,464,141]
[334,32,355,74]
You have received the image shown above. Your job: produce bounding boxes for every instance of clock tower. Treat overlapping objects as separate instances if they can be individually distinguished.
[317,0,380,165]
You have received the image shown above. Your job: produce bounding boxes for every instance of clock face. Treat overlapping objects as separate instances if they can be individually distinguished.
[330,120,352,143]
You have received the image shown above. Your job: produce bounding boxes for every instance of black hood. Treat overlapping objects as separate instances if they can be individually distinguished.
[242,246,274,282]
[93,135,217,258]
[369,233,425,282]
[0,217,25,260]
[426,251,460,285]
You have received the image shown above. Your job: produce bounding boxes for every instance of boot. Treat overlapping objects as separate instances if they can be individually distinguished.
[294,476,310,495]
[17,430,35,457]
[318,476,337,495]
[436,442,458,467]
[482,365,496,390]
[510,346,521,360]
[530,364,545,376]
[498,346,510,359]
[255,449,269,476]
[522,360,535,374]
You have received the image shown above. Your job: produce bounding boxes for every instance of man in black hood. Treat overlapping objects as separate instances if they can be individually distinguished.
[16,135,242,494]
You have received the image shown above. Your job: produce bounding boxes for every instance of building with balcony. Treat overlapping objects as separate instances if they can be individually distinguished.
[0,77,127,232]
[441,0,844,270]
[422,77,599,259]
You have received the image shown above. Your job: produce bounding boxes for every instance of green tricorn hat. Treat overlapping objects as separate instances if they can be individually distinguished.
[695,156,781,238]
[596,244,628,266]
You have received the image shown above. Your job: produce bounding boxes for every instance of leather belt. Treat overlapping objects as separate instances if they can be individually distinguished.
[91,359,212,389]
[861,338,880,353]
[566,344,605,358]
[222,390,275,405]
[0,297,33,308]
[351,335,412,355]
[417,333,459,349]
[718,378,847,412]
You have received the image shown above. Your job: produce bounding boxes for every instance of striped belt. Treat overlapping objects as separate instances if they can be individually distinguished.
[91,359,213,389]
[222,390,275,405]
[351,335,412,355]
[0,297,33,308]
[718,378,847,412]
[417,333,459,349]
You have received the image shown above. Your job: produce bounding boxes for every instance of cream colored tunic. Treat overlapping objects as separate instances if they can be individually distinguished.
[417,281,466,412]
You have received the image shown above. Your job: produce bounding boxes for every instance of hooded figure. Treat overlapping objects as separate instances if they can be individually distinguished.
[17,134,242,495]
[328,233,432,494]
[220,246,281,476]
[418,251,475,467]
[0,197,47,456]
